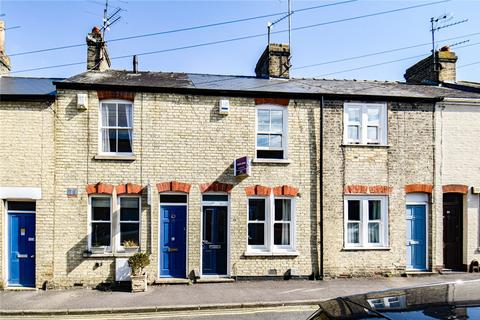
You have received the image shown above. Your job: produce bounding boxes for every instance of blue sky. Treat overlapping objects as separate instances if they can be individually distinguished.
[1,0,479,81]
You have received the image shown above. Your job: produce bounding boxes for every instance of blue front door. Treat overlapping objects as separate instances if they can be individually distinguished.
[202,206,227,275]
[160,205,187,277]
[8,211,36,287]
[406,205,427,270]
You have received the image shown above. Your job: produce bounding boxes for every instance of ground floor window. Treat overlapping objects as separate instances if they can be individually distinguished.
[119,197,140,248]
[89,196,112,250]
[344,195,388,248]
[247,195,295,253]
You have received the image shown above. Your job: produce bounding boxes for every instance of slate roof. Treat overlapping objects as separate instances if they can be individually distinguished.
[56,69,480,100]
[0,76,62,98]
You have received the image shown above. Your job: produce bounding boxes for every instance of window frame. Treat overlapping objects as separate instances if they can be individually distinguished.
[255,104,289,160]
[116,195,141,252]
[246,193,296,254]
[344,195,389,249]
[98,99,134,156]
[344,102,387,145]
[88,195,113,252]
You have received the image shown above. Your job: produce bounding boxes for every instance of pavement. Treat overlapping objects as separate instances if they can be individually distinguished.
[1,273,479,316]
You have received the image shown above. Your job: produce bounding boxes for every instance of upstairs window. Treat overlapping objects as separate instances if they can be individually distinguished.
[256,105,288,160]
[100,101,133,154]
[344,102,387,145]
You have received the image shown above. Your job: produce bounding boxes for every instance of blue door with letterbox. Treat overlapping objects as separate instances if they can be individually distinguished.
[160,205,186,277]
[8,202,36,287]
[202,206,227,275]
[406,205,427,270]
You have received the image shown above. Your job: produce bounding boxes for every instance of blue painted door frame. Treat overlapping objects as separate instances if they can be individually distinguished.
[8,213,36,287]
[406,204,427,270]
[160,205,187,278]
[202,206,228,275]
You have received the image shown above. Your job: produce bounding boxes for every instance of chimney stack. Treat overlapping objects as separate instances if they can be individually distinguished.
[404,46,458,84]
[255,43,290,79]
[0,20,11,75]
[86,26,111,71]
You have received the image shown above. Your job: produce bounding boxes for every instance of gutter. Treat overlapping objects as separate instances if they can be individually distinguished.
[0,94,56,101]
[441,97,480,104]
[319,96,324,280]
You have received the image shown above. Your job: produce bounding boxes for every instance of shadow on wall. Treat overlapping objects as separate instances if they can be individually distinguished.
[66,235,89,274]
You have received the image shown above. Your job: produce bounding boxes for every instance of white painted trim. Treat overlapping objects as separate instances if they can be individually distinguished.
[343,195,389,249]
[200,193,230,278]
[406,194,429,271]
[98,99,135,157]
[0,187,41,200]
[255,104,289,160]
[343,102,388,145]
[4,200,36,287]
[158,192,189,279]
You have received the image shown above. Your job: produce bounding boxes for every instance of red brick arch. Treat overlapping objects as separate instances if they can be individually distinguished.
[442,184,468,194]
[199,182,234,193]
[86,182,114,195]
[116,183,143,195]
[244,185,272,196]
[156,181,191,193]
[404,183,433,194]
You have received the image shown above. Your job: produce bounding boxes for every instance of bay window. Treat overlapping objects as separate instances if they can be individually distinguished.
[344,196,388,248]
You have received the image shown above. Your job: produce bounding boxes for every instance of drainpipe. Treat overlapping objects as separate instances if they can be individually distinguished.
[319,96,324,280]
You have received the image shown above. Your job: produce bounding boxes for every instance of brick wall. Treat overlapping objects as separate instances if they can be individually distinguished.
[322,100,436,277]
[0,100,55,288]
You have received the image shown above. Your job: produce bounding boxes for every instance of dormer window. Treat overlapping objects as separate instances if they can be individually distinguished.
[99,100,133,155]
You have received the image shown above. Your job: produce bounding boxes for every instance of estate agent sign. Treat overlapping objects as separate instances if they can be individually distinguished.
[234,156,251,177]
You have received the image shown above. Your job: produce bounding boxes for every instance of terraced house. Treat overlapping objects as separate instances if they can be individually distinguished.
[1,25,479,289]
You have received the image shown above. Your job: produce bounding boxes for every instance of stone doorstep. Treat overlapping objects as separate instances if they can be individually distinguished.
[404,271,438,277]
[4,286,38,291]
[195,277,235,284]
[154,278,191,285]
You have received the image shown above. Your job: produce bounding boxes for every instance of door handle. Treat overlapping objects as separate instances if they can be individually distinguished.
[31,255,35,258]
[17,254,28,258]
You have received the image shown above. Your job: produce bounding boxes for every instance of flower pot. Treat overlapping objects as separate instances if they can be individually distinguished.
[130,274,147,292]
[124,246,139,254]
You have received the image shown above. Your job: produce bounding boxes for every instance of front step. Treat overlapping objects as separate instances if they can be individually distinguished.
[195,277,235,283]
[154,278,191,285]
[404,271,437,277]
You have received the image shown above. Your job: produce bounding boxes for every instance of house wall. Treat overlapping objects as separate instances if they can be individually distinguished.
[0,100,56,288]
[51,89,321,287]
[434,102,480,269]
[323,100,437,277]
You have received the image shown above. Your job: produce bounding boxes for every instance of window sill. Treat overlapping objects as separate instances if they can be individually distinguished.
[94,154,137,161]
[82,252,138,258]
[342,246,390,251]
[341,144,390,148]
[244,251,299,257]
[253,158,291,164]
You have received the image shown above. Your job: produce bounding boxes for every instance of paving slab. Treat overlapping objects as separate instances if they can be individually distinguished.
[1,273,479,315]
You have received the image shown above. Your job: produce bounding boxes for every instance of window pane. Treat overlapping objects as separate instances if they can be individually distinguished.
[347,223,359,244]
[257,150,284,159]
[368,200,381,220]
[368,222,380,243]
[202,194,228,202]
[117,129,132,153]
[367,108,380,123]
[7,201,35,211]
[92,198,110,221]
[257,134,269,148]
[117,104,132,127]
[108,129,117,152]
[348,125,359,140]
[274,223,290,245]
[248,199,265,221]
[257,109,270,132]
[367,126,379,141]
[120,198,139,221]
[91,222,111,247]
[347,200,360,221]
[160,194,187,203]
[248,223,264,245]
[270,110,283,133]
[101,103,116,127]
[101,129,110,152]
[274,199,291,221]
[269,134,282,148]
[347,107,360,122]
[120,223,139,245]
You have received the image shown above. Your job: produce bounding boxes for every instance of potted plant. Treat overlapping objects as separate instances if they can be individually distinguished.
[128,252,150,292]
[122,239,139,254]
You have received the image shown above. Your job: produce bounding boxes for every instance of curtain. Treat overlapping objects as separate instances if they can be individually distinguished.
[125,104,133,149]
[281,200,290,245]
[101,104,110,152]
